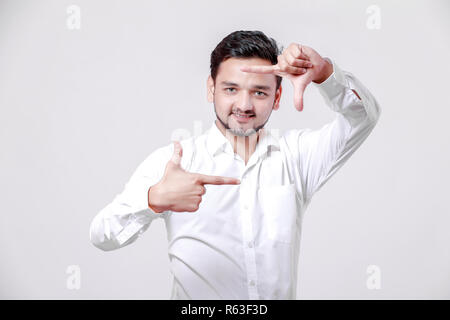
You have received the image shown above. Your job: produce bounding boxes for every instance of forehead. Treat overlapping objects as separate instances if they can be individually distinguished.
[216,57,276,88]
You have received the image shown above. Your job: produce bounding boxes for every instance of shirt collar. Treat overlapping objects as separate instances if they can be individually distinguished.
[206,120,280,159]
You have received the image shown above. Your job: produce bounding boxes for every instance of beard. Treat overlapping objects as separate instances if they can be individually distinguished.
[213,103,272,137]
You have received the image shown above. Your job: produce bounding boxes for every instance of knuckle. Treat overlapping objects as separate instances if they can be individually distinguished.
[286,55,294,65]
[191,175,200,184]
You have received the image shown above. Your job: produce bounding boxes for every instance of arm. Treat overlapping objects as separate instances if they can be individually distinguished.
[239,43,381,206]
[89,146,172,251]
[286,58,381,205]
[90,137,241,252]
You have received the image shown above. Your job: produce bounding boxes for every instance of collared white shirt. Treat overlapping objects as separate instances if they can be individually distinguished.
[90,58,381,299]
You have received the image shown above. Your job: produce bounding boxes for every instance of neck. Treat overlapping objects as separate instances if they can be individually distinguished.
[215,119,261,164]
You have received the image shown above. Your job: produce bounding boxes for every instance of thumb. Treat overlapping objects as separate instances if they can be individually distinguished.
[170,141,183,166]
[293,81,308,112]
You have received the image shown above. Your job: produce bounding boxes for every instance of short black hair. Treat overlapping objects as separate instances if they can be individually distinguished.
[210,30,283,91]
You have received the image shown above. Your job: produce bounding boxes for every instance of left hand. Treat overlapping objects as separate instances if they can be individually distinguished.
[240,43,333,111]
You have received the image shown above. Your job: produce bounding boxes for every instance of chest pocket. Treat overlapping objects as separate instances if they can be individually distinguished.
[257,183,298,244]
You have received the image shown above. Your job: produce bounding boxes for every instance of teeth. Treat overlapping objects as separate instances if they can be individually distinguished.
[234,113,252,118]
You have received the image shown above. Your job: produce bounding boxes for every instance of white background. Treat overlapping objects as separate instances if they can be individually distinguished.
[0,0,449,299]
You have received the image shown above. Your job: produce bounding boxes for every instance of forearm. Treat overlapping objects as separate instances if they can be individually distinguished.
[297,58,381,203]
[89,203,154,251]
[90,169,165,251]
[89,145,177,251]
[315,57,381,128]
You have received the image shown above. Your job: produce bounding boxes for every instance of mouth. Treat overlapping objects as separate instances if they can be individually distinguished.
[231,113,255,123]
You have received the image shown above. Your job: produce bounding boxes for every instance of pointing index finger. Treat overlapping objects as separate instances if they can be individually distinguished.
[240,64,279,74]
[196,173,241,185]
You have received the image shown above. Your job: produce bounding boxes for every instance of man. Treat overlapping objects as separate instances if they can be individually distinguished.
[90,30,381,299]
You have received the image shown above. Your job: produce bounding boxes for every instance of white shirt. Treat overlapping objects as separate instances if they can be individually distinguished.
[89,58,381,300]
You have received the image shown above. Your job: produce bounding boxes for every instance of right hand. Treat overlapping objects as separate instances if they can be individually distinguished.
[240,43,329,112]
[148,141,241,213]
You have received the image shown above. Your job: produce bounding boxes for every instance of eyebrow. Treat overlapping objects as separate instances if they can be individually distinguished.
[220,81,272,91]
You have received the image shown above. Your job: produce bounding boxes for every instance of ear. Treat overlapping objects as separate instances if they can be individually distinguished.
[273,85,282,111]
[207,75,215,103]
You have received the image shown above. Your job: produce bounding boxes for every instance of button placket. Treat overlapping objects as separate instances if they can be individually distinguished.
[239,174,259,299]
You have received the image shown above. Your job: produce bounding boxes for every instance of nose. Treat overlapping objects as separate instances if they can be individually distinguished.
[236,91,253,113]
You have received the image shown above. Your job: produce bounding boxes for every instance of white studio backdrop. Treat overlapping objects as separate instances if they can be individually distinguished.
[0,0,449,299]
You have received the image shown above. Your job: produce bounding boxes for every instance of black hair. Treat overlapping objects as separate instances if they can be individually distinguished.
[210,30,283,91]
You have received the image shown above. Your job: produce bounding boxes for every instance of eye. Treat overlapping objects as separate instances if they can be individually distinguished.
[225,88,236,93]
[255,91,267,97]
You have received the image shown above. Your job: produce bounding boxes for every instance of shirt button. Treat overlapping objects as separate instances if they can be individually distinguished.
[248,241,253,248]
[243,204,248,210]
[249,280,255,286]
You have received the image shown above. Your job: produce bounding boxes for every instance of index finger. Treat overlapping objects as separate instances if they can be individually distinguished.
[240,64,279,74]
[196,173,241,185]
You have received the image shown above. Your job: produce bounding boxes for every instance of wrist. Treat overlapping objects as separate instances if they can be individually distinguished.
[312,58,333,84]
[148,183,168,214]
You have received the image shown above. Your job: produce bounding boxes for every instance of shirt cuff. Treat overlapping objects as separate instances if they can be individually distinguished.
[313,57,350,105]
[140,206,161,219]
[114,204,162,246]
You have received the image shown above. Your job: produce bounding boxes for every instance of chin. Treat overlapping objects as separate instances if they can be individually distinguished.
[229,126,258,137]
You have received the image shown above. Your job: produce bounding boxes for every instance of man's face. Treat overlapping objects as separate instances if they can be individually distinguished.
[207,57,282,137]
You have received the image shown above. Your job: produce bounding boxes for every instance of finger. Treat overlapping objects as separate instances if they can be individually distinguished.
[283,65,307,75]
[170,141,183,165]
[287,52,313,68]
[240,64,279,74]
[194,185,206,196]
[196,173,241,185]
[294,44,310,60]
[293,81,309,112]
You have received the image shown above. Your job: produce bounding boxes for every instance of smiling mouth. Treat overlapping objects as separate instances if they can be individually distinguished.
[232,113,255,118]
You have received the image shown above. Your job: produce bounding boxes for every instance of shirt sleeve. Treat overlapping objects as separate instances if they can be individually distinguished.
[89,145,173,251]
[284,57,381,206]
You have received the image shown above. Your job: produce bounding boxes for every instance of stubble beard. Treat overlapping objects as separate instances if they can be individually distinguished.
[213,101,273,137]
